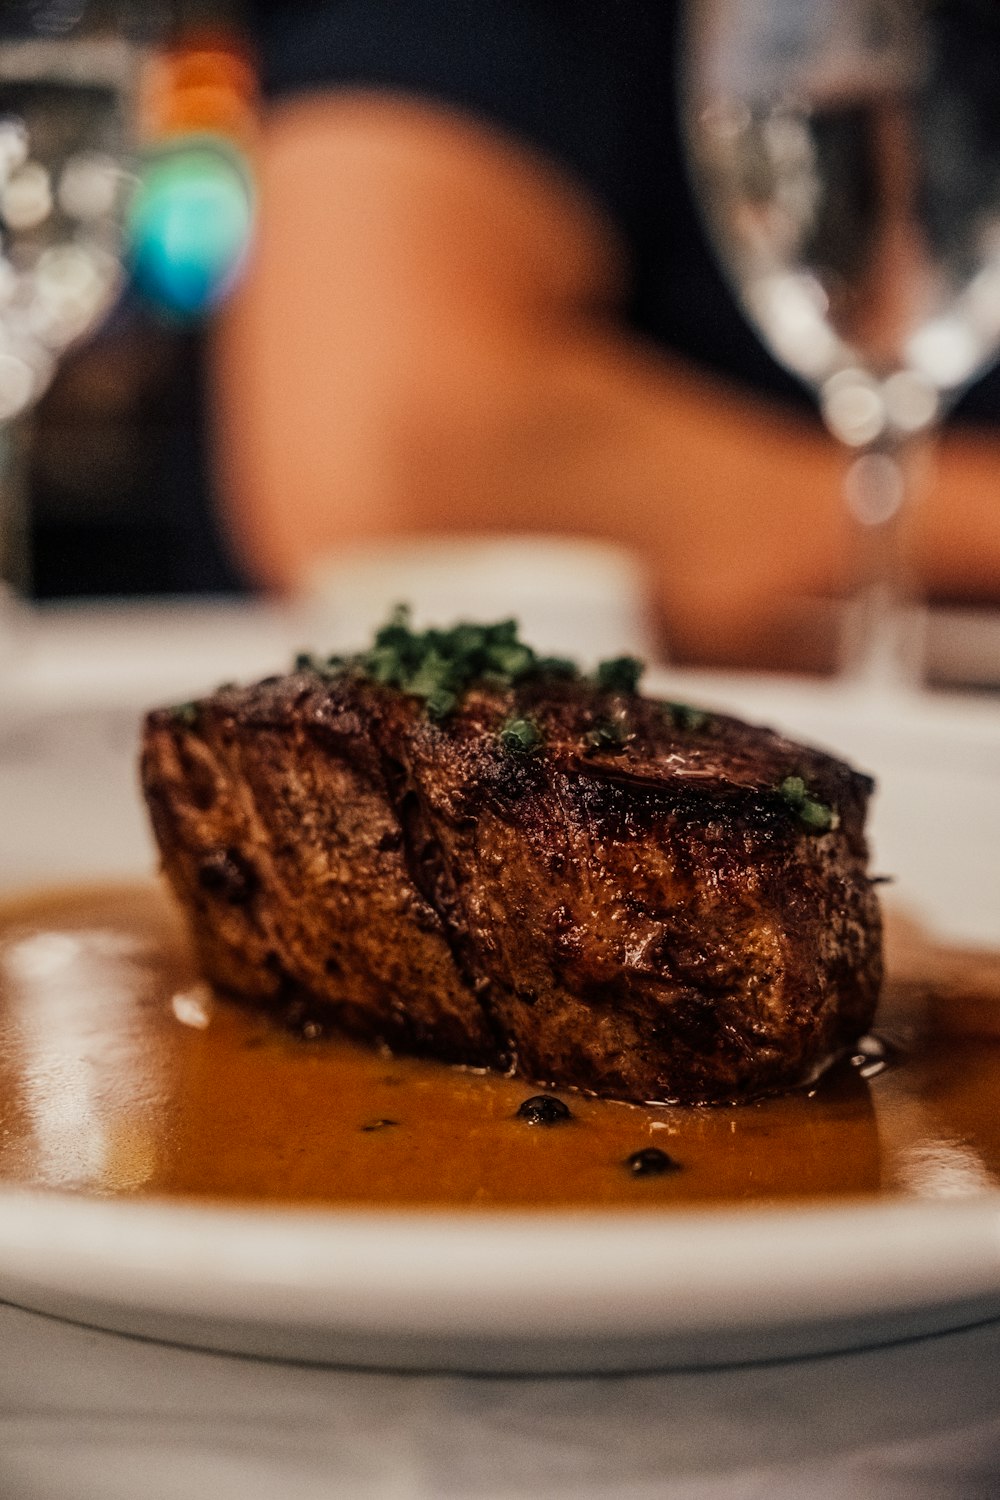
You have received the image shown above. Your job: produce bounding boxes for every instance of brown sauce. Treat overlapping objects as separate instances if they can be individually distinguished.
[1,881,999,1211]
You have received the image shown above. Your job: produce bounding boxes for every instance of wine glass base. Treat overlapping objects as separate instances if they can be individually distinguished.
[837,588,928,697]
[0,579,34,680]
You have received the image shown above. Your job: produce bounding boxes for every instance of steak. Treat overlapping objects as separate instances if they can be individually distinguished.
[141,620,882,1104]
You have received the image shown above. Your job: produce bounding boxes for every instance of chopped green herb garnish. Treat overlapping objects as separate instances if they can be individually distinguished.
[778,774,838,833]
[296,608,643,720]
[499,717,543,754]
[294,651,345,678]
[534,656,579,679]
[364,644,403,684]
[486,640,535,677]
[583,718,627,752]
[170,702,199,727]
[327,607,589,718]
[425,687,457,720]
[665,702,709,732]
[798,798,837,832]
[406,648,454,700]
[595,656,643,694]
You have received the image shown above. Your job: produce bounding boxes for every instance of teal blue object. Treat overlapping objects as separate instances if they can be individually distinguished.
[129,138,254,318]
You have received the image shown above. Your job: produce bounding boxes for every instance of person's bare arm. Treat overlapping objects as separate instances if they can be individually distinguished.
[212,94,1000,664]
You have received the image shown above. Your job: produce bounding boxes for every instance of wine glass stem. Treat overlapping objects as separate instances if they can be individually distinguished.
[0,420,31,656]
[837,436,925,692]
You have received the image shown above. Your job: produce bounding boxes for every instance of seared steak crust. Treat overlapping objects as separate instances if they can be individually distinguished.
[141,671,882,1103]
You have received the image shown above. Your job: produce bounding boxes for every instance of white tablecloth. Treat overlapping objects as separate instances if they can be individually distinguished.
[3,1298,1000,1500]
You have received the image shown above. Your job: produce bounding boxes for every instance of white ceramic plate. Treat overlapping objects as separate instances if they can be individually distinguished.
[2,644,1000,1373]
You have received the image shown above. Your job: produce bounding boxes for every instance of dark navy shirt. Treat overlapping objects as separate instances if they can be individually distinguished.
[248,0,1000,425]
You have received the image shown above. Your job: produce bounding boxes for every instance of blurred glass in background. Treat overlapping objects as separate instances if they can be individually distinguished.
[0,0,146,619]
[1,1,253,607]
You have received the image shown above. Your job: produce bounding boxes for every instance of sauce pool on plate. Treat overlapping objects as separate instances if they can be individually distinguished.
[1,882,999,1210]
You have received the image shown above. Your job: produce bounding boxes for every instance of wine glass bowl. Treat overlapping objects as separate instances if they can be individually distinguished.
[0,3,163,644]
[684,0,1000,685]
[0,27,141,423]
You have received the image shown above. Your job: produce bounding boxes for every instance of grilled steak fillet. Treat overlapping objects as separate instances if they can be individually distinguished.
[141,670,881,1104]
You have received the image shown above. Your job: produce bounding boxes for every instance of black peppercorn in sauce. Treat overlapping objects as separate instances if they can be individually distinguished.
[1,883,999,1211]
[517,1095,573,1125]
[625,1147,682,1177]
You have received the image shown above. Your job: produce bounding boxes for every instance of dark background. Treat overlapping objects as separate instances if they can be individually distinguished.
[26,0,1000,602]
[27,300,246,599]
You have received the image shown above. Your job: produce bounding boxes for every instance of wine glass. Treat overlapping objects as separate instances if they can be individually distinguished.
[683,0,1000,689]
[0,1,162,656]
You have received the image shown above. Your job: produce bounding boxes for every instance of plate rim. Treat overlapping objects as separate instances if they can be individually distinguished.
[2,1185,1000,1343]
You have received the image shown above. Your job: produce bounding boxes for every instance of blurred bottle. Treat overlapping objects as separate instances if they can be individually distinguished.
[129,4,256,319]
